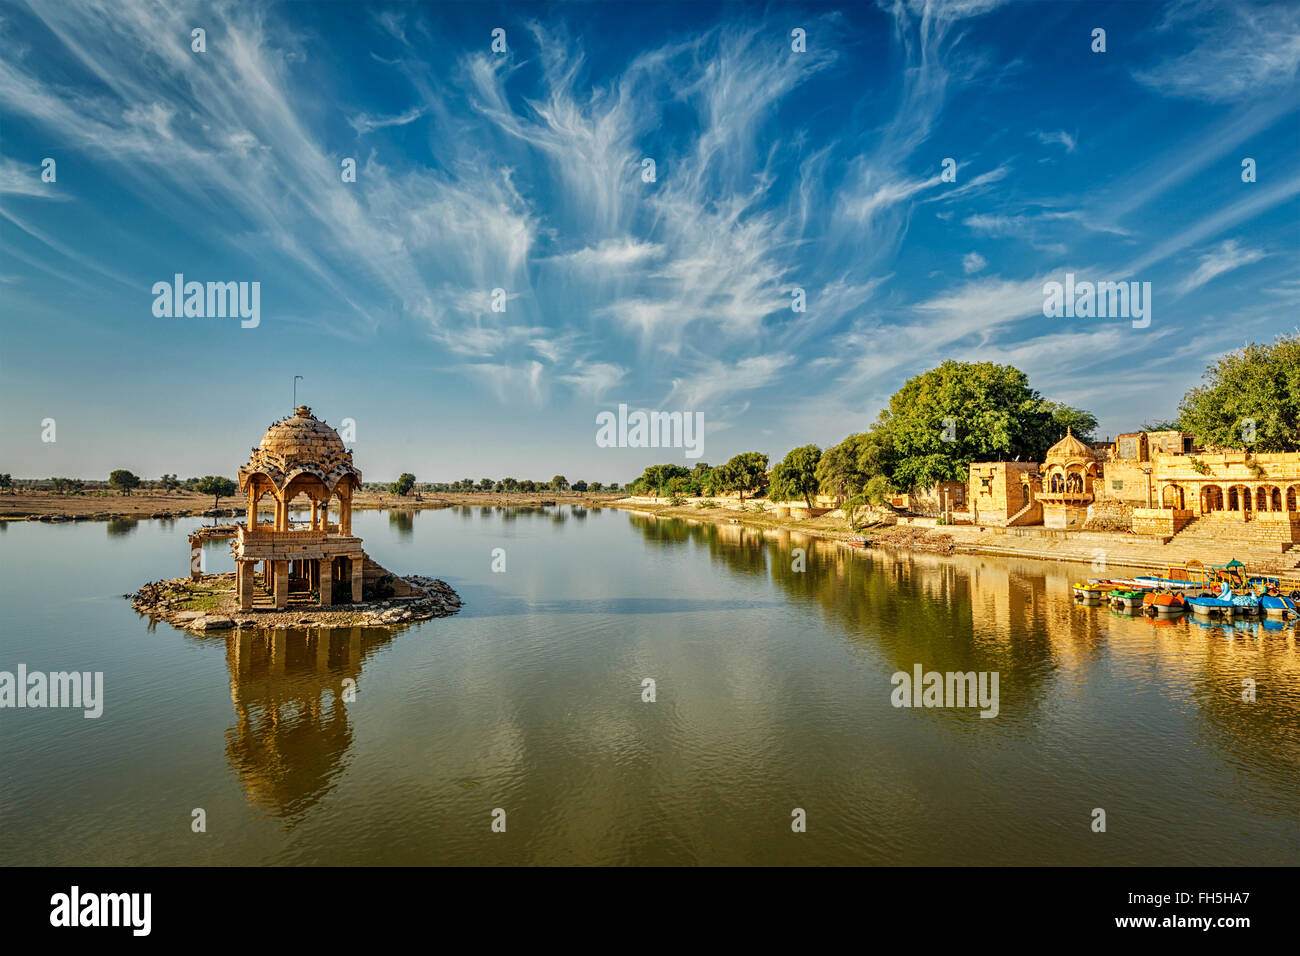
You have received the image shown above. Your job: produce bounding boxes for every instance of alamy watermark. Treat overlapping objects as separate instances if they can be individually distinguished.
[151,274,260,328]
[1043,273,1150,328]
[595,404,704,459]
[891,664,999,718]
[0,665,103,718]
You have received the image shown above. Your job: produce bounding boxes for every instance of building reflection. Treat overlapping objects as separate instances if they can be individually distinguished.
[223,627,395,826]
[626,513,1300,776]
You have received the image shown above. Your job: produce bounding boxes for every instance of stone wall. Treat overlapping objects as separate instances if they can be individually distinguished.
[1084,497,1135,532]
[1131,508,1193,536]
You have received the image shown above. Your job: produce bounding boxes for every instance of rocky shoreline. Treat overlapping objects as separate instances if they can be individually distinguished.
[127,572,463,631]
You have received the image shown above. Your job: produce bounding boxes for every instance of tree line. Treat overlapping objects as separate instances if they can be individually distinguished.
[626,337,1299,511]
[377,475,622,496]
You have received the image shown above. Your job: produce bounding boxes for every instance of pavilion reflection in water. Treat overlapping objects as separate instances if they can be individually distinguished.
[224,627,395,824]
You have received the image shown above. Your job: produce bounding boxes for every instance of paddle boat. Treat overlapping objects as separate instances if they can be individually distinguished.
[1142,592,1187,617]
[1260,592,1298,621]
[1134,561,1215,594]
[1188,582,1260,619]
[1072,582,1108,605]
[1109,587,1147,610]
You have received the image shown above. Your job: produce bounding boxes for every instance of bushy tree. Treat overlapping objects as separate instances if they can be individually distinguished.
[769,444,822,508]
[195,475,236,510]
[717,452,768,503]
[816,430,893,502]
[551,475,570,492]
[390,473,416,496]
[882,361,1056,489]
[1042,402,1098,443]
[638,464,689,497]
[109,469,141,496]
[1178,334,1300,452]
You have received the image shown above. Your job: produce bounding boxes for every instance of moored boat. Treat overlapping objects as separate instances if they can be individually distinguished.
[1072,582,1107,604]
[1109,588,1147,610]
[1260,593,1298,620]
[1142,592,1187,616]
[1187,595,1234,618]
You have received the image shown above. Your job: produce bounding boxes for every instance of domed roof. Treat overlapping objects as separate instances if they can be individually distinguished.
[238,406,361,494]
[258,405,347,459]
[1044,427,1093,465]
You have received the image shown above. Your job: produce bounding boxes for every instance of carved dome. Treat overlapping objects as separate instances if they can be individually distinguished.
[258,405,347,459]
[238,406,361,495]
[1044,428,1094,466]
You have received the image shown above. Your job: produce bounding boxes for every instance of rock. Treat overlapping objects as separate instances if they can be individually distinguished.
[192,616,234,630]
[173,611,205,622]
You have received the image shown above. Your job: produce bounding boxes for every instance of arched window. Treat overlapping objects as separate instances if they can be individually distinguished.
[1288,486,1299,512]
[1204,486,1224,511]
[1256,487,1269,511]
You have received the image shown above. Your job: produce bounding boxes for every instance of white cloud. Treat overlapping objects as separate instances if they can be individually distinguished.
[962,251,987,274]
[348,105,428,135]
[1134,0,1300,103]
[1177,239,1267,295]
[1033,129,1076,152]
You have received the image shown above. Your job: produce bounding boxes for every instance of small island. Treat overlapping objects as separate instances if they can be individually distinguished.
[126,405,462,632]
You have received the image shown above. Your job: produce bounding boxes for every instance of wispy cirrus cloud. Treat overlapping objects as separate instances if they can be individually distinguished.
[1177,238,1267,294]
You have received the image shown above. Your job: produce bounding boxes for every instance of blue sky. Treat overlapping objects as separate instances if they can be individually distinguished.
[1,0,1297,483]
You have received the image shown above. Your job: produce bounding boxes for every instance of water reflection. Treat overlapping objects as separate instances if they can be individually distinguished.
[106,517,138,537]
[222,627,396,826]
[628,513,1300,786]
[388,510,415,536]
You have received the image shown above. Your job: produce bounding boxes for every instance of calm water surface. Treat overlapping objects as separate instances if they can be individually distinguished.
[1,506,1297,865]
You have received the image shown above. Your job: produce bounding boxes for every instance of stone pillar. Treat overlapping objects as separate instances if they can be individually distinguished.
[341,491,352,536]
[351,555,363,603]
[248,489,258,529]
[238,561,254,611]
[273,560,289,609]
[320,561,333,606]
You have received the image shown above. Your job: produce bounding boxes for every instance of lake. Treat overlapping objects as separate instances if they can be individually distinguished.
[1,505,1297,865]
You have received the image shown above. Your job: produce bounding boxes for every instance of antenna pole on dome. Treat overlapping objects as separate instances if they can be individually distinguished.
[293,375,303,410]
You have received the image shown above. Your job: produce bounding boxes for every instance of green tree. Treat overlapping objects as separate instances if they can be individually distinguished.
[159,473,181,492]
[502,477,519,494]
[108,469,141,496]
[0,473,11,494]
[718,452,769,503]
[769,444,822,508]
[572,479,588,492]
[1177,334,1300,451]
[1042,402,1099,443]
[882,361,1055,490]
[389,473,416,496]
[194,475,236,510]
[551,475,570,493]
[816,430,893,502]
[639,464,689,497]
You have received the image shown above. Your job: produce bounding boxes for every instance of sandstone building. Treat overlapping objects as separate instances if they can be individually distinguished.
[234,406,369,610]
